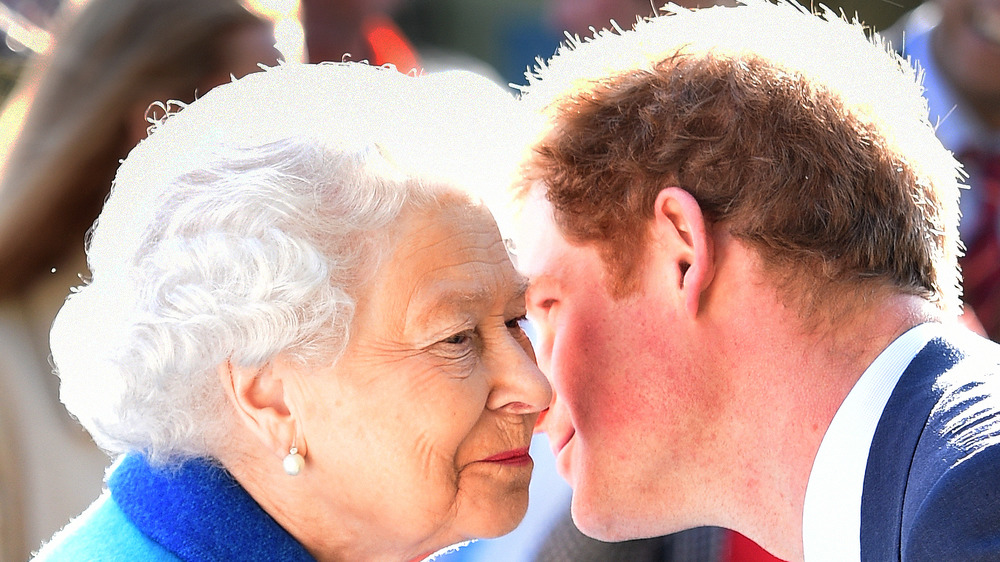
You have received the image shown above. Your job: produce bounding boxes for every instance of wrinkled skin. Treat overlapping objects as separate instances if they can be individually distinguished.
[287,196,552,560]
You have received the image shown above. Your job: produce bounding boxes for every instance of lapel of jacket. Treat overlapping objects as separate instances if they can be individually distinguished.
[859,337,963,561]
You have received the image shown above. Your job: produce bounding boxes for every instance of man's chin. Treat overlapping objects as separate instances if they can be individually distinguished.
[568,489,634,542]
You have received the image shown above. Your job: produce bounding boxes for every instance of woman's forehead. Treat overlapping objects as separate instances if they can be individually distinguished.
[365,200,524,328]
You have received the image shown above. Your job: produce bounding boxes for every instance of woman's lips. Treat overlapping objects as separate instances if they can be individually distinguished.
[481,447,532,466]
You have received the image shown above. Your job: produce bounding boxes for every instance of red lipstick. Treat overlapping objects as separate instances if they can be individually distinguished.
[482,447,532,466]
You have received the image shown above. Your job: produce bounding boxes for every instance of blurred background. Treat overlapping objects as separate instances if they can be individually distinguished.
[397,0,926,87]
[1,0,925,92]
[0,0,930,561]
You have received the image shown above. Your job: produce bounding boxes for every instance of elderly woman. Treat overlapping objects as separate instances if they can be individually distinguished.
[33,62,550,561]
[0,1,280,555]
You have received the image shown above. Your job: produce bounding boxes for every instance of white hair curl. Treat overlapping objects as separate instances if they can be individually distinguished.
[49,62,527,466]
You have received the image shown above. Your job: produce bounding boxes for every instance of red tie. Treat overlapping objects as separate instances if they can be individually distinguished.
[723,530,787,561]
[959,150,1000,342]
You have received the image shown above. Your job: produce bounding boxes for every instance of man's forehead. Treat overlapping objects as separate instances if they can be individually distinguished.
[511,190,562,277]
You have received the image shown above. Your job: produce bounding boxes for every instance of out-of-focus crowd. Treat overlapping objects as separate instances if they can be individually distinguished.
[4,0,999,560]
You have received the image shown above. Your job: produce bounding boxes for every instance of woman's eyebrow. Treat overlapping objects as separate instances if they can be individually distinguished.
[412,275,530,322]
[510,276,530,304]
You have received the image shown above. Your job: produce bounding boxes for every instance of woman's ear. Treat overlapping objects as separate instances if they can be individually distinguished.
[651,187,714,317]
[218,358,300,460]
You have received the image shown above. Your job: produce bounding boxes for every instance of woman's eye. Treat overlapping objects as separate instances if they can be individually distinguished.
[442,331,473,346]
[436,330,478,362]
[505,315,528,331]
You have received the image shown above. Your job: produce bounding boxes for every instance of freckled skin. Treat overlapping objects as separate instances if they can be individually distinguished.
[517,194,723,539]
[287,196,551,561]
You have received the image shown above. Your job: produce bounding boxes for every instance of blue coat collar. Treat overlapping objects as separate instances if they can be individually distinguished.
[109,453,316,561]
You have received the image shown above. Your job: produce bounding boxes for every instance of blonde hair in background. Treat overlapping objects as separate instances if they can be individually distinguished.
[0,0,274,298]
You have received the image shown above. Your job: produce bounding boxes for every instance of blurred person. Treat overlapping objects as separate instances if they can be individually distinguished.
[546,0,737,39]
[545,0,655,38]
[297,0,502,85]
[0,0,280,558]
[512,1,1000,561]
[498,0,721,87]
[299,0,419,70]
[32,61,550,561]
[886,0,1000,341]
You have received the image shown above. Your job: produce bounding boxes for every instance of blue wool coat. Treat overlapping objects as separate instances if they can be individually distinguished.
[32,454,316,561]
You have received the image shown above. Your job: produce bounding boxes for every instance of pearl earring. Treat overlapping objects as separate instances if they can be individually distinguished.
[283,445,305,476]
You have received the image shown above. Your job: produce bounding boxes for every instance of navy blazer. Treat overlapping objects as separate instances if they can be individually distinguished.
[861,332,1000,561]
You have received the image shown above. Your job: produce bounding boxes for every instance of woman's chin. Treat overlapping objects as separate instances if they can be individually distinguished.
[455,495,530,542]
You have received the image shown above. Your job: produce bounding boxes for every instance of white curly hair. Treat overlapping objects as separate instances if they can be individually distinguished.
[49,62,527,466]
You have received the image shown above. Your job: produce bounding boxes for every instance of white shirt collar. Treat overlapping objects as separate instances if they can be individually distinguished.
[801,322,943,561]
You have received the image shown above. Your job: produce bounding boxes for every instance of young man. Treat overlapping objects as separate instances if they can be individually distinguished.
[511,1,1000,560]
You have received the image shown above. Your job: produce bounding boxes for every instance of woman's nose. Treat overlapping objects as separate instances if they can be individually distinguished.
[486,335,553,415]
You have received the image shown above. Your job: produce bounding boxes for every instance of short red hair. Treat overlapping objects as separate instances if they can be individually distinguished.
[516,1,962,314]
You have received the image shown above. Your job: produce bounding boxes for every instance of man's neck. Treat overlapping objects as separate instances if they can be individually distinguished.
[703,285,939,561]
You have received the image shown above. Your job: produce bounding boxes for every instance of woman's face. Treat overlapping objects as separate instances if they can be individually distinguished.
[289,196,551,560]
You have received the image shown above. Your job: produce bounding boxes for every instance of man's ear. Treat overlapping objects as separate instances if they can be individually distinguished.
[651,187,714,316]
[218,358,301,460]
